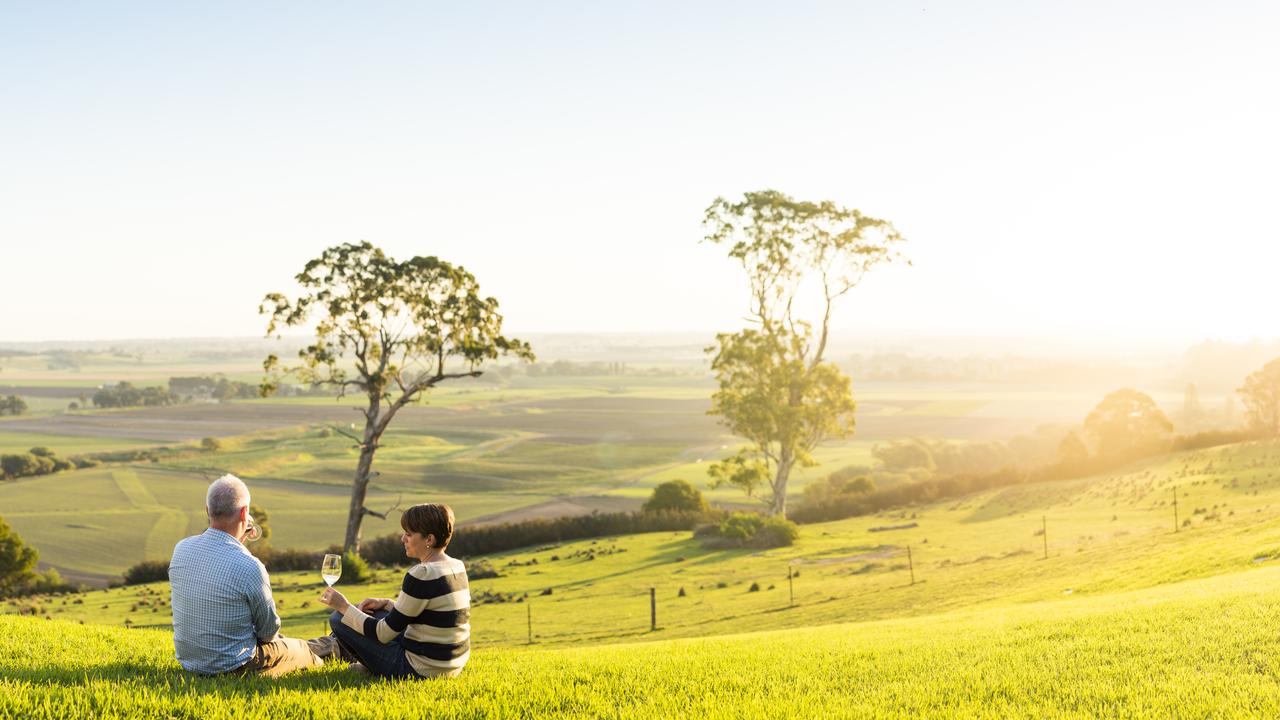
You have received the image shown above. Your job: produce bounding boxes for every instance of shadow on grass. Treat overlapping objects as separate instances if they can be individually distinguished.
[5,661,392,695]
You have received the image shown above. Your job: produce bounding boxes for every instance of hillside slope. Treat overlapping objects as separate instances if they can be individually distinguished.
[4,564,1280,719]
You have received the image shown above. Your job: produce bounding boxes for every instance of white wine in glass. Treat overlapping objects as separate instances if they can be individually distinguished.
[244,516,262,543]
[321,554,342,587]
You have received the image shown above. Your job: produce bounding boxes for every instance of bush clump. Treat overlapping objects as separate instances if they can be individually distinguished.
[340,551,372,585]
[253,546,322,572]
[123,559,170,585]
[699,512,799,549]
[642,479,709,513]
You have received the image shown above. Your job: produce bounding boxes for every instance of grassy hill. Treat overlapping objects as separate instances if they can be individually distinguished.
[10,439,1280,644]
[5,440,1280,716]
[5,564,1280,718]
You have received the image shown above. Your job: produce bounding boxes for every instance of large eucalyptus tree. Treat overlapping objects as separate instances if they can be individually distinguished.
[261,242,533,552]
[703,191,906,516]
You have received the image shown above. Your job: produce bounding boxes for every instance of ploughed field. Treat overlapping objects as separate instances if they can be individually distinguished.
[6,439,1280,718]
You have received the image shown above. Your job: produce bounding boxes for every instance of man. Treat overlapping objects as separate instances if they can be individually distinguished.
[169,473,325,677]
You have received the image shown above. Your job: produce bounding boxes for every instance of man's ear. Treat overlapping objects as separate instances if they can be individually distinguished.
[239,505,250,522]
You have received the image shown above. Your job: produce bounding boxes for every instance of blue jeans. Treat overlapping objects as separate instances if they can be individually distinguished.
[329,610,423,680]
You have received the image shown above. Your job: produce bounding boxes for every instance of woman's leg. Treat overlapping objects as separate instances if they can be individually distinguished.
[328,611,419,679]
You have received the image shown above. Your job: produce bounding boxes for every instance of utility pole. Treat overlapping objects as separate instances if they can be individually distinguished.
[650,587,656,631]
[788,565,794,606]
[907,546,915,585]
[527,601,532,644]
[1042,516,1048,560]
[1173,487,1179,533]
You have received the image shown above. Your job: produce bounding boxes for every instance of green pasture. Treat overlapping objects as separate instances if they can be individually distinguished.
[7,558,1280,718]
[10,440,1280,646]
[0,466,408,579]
[0,430,160,456]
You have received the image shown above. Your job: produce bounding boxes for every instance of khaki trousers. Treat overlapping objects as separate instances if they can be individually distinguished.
[234,636,324,678]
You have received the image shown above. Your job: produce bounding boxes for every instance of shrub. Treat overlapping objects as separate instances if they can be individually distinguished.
[359,533,409,567]
[642,479,709,513]
[123,559,170,585]
[340,551,372,584]
[72,457,101,469]
[1,454,41,480]
[700,512,799,549]
[253,546,321,572]
[753,515,800,547]
[28,447,56,458]
[718,513,764,541]
[200,437,223,452]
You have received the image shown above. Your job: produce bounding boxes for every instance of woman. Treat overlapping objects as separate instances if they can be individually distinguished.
[317,503,470,679]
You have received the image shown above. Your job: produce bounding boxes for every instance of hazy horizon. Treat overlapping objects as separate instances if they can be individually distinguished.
[3,2,1277,344]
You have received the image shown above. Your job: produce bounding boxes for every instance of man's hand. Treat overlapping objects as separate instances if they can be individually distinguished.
[357,597,393,613]
[319,587,351,613]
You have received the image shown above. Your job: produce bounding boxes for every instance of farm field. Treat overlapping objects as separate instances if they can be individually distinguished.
[8,437,1280,717]
[0,371,1242,582]
[12,440,1280,646]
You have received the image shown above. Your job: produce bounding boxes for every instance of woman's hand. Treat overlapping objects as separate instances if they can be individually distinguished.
[357,597,392,613]
[319,587,351,613]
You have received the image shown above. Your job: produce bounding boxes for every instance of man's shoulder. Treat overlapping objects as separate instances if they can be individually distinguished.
[172,531,259,568]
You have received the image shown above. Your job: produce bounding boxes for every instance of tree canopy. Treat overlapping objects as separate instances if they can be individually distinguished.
[261,241,533,552]
[1238,358,1280,438]
[0,517,38,598]
[642,479,709,514]
[1082,389,1173,459]
[703,190,906,516]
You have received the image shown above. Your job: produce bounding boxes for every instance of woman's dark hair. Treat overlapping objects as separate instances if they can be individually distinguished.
[401,503,455,549]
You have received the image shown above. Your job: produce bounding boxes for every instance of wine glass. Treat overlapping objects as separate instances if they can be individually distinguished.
[321,554,342,587]
[244,515,263,543]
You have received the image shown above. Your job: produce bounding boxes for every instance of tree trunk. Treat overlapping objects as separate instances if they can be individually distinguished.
[343,446,376,553]
[771,453,794,517]
[343,398,382,554]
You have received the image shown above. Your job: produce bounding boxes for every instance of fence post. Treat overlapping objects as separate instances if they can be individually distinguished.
[527,600,532,644]
[907,545,915,585]
[650,587,656,631]
[1173,487,1179,533]
[1042,516,1048,559]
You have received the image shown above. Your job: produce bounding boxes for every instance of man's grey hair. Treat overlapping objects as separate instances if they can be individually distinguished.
[207,474,250,519]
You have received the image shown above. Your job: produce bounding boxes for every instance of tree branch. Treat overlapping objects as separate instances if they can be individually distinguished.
[362,494,403,520]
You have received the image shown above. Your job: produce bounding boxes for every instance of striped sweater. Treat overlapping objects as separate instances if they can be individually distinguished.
[341,556,471,677]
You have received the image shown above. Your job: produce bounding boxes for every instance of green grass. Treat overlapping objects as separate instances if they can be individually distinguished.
[13,440,1280,644]
[5,564,1280,718]
[6,439,1280,716]
[0,429,159,455]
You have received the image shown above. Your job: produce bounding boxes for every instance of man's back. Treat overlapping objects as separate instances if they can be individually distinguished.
[169,528,280,674]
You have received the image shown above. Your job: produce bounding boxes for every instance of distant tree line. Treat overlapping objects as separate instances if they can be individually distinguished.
[92,382,177,409]
[525,360,629,377]
[169,376,259,402]
[0,447,98,481]
[792,385,1263,524]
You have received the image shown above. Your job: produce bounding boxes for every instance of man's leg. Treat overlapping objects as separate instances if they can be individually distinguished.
[242,636,325,679]
[329,611,418,679]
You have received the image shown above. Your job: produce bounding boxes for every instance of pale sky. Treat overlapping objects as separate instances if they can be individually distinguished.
[1,1,1277,346]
